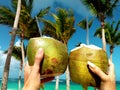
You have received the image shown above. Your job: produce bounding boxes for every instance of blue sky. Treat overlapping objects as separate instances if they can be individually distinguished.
[0,0,120,81]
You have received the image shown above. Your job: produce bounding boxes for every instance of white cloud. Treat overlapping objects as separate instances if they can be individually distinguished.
[15,40,21,47]
[0,46,1,49]
[0,50,22,79]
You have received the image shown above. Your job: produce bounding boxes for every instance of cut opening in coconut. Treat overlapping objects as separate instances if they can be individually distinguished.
[71,44,102,52]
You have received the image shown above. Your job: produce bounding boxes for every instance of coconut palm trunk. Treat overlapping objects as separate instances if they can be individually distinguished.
[20,32,25,67]
[101,20,106,51]
[1,0,21,90]
[81,0,119,52]
[41,8,75,90]
[18,59,23,90]
[55,76,59,90]
[110,45,114,61]
[66,66,70,90]
[78,17,93,45]
[18,33,25,90]
[94,20,120,62]
[86,17,89,45]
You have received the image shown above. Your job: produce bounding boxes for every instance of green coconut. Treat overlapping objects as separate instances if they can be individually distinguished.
[27,36,68,78]
[69,44,108,90]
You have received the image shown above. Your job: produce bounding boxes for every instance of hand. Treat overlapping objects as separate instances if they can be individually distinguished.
[23,48,54,90]
[87,60,116,90]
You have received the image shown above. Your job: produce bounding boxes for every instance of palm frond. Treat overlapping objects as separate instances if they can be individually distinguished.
[41,18,58,38]
[37,6,50,17]
[81,0,119,18]
[0,6,15,26]
[94,21,120,46]
[4,46,23,61]
[88,18,94,28]
[78,18,94,30]
[41,8,75,44]
[78,19,86,30]
[107,0,119,17]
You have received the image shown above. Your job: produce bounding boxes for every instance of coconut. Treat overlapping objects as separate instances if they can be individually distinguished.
[27,36,68,78]
[69,44,108,89]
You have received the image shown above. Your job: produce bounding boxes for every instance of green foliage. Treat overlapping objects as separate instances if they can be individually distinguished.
[78,18,94,30]
[4,45,26,61]
[41,8,76,44]
[0,6,15,26]
[94,20,120,46]
[81,0,119,19]
[0,0,50,39]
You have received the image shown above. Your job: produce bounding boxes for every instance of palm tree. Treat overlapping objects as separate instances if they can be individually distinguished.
[15,0,50,69]
[78,17,94,45]
[4,45,26,90]
[0,0,50,89]
[94,20,120,61]
[1,0,21,90]
[41,8,76,90]
[81,0,119,51]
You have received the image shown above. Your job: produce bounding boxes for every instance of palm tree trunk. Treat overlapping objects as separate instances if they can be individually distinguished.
[101,22,106,51]
[18,37,25,90]
[55,76,59,90]
[86,17,89,45]
[18,60,23,90]
[110,53,112,61]
[66,66,70,90]
[20,33,25,67]
[110,45,114,61]
[102,28,106,51]
[1,0,21,90]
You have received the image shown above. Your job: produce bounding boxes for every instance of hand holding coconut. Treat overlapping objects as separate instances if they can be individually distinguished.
[23,43,116,90]
[23,48,54,90]
[69,44,116,90]
[88,60,116,90]
[23,37,68,90]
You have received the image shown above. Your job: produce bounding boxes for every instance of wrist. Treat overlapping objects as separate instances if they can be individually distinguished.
[100,81,116,90]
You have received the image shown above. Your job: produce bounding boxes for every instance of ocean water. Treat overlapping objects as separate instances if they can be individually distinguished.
[0,79,120,90]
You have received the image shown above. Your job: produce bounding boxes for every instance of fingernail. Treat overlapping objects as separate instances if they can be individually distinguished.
[38,48,43,54]
[87,61,95,68]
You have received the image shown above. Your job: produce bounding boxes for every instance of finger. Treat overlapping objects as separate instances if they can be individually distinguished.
[24,61,32,83]
[87,61,107,81]
[41,77,54,83]
[33,48,44,72]
[24,61,31,70]
[24,61,33,73]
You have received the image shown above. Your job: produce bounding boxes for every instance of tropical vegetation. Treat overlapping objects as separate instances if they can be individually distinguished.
[0,0,50,89]
[94,20,120,61]
[0,0,120,90]
[78,17,94,45]
[41,8,76,90]
[0,0,21,90]
[81,0,119,51]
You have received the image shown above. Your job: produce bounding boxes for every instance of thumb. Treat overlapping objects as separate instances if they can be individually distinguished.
[87,61,107,81]
[33,48,44,71]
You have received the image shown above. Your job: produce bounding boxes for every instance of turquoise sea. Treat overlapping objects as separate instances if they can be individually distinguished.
[0,79,120,90]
